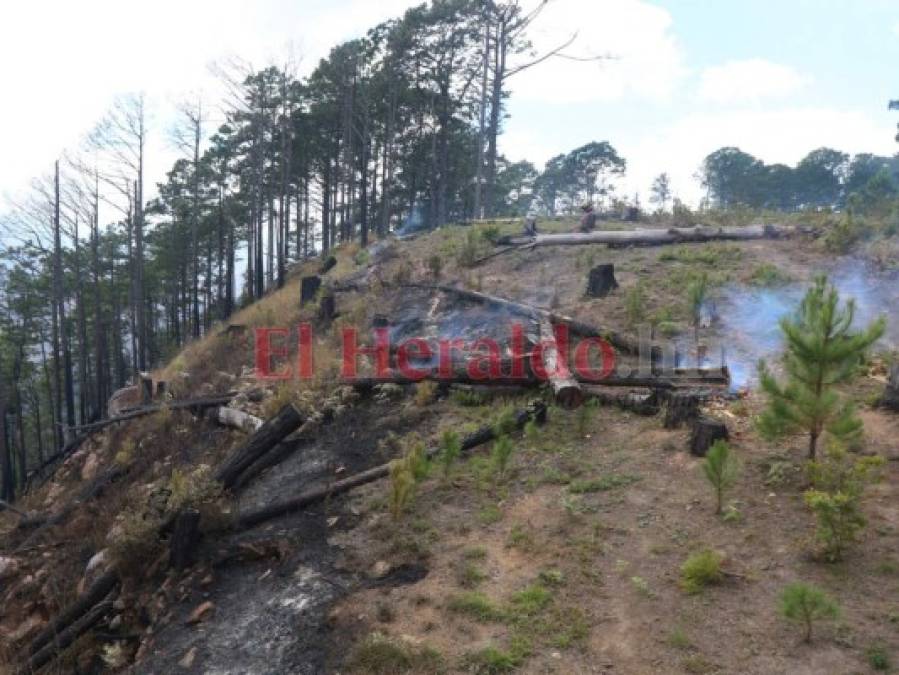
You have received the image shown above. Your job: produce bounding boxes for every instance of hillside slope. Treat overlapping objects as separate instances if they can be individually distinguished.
[1,218,897,674]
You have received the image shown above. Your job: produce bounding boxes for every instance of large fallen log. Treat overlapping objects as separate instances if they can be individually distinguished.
[498,223,792,248]
[214,403,305,489]
[537,317,583,409]
[68,393,238,435]
[26,599,115,672]
[27,568,119,657]
[235,402,546,530]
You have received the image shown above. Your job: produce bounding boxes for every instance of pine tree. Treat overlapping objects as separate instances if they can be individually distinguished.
[702,440,739,514]
[758,275,885,459]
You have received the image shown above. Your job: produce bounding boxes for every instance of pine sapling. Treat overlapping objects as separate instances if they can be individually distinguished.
[439,430,462,480]
[702,440,740,514]
[758,275,885,459]
[779,582,840,642]
[491,435,514,480]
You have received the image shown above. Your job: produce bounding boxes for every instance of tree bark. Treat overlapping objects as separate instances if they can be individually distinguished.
[689,416,729,457]
[538,318,582,409]
[500,224,792,248]
[169,509,201,570]
[586,264,619,298]
[214,403,304,489]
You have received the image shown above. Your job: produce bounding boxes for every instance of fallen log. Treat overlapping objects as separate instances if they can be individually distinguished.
[214,403,305,489]
[27,568,119,657]
[69,393,238,435]
[537,317,583,409]
[235,402,546,530]
[26,599,115,672]
[582,386,660,416]
[211,406,264,434]
[499,223,792,248]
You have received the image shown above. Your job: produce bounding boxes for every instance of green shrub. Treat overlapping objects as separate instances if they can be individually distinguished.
[451,388,486,407]
[866,644,891,671]
[447,592,505,622]
[426,254,443,280]
[491,435,515,480]
[438,430,462,480]
[804,442,884,561]
[625,283,647,328]
[464,646,521,674]
[778,582,840,643]
[749,263,792,287]
[680,549,723,594]
[702,440,740,514]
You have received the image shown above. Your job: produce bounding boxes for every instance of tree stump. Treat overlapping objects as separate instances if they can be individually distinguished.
[155,381,167,399]
[689,416,729,457]
[169,509,201,571]
[882,365,899,411]
[664,391,700,429]
[586,264,619,298]
[318,291,337,323]
[319,255,337,275]
[300,276,322,306]
[139,374,153,405]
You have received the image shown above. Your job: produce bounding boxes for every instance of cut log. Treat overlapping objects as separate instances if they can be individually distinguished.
[140,373,153,404]
[69,393,237,435]
[582,386,660,415]
[27,599,115,671]
[214,403,305,489]
[212,407,264,434]
[537,318,583,409]
[881,364,899,411]
[169,509,201,571]
[663,391,701,429]
[319,255,338,275]
[689,416,729,457]
[28,568,119,656]
[499,223,792,248]
[300,275,322,306]
[235,402,545,530]
[586,264,618,298]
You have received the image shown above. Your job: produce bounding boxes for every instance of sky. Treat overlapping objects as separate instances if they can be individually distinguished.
[1,0,898,212]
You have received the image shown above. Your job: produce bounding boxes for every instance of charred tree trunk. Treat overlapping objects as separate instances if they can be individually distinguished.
[586,264,619,298]
[169,509,201,571]
[214,403,304,489]
[881,365,899,411]
[300,276,322,306]
[689,416,729,457]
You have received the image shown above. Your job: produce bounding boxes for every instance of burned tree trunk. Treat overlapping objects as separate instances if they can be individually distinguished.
[689,416,729,456]
[317,290,337,323]
[140,373,153,404]
[212,407,264,434]
[300,275,322,306]
[881,365,899,411]
[214,403,304,489]
[586,264,618,298]
[319,255,337,275]
[538,318,583,409]
[663,391,701,429]
[27,599,115,671]
[169,509,201,571]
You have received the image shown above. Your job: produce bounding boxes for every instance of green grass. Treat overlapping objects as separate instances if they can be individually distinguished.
[463,646,522,674]
[659,243,743,266]
[509,584,553,616]
[447,592,506,622]
[680,549,723,594]
[668,627,692,649]
[568,473,641,494]
[346,634,444,674]
[749,262,793,286]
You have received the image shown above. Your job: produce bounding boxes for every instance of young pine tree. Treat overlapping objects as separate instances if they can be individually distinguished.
[779,582,840,643]
[758,275,885,459]
[702,440,740,514]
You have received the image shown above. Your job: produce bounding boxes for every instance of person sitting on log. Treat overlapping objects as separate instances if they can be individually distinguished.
[578,202,597,233]
[522,213,538,236]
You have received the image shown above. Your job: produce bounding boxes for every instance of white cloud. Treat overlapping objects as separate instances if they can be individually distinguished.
[509,0,687,104]
[697,59,806,105]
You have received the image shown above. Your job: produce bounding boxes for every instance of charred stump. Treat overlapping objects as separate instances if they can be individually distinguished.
[882,365,899,411]
[689,416,729,457]
[318,291,337,323]
[139,373,153,404]
[300,275,322,306]
[169,509,201,571]
[319,255,337,275]
[664,391,701,429]
[586,264,619,298]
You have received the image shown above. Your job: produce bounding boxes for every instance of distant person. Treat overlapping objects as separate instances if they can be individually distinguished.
[522,214,538,236]
[578,202,597,233]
